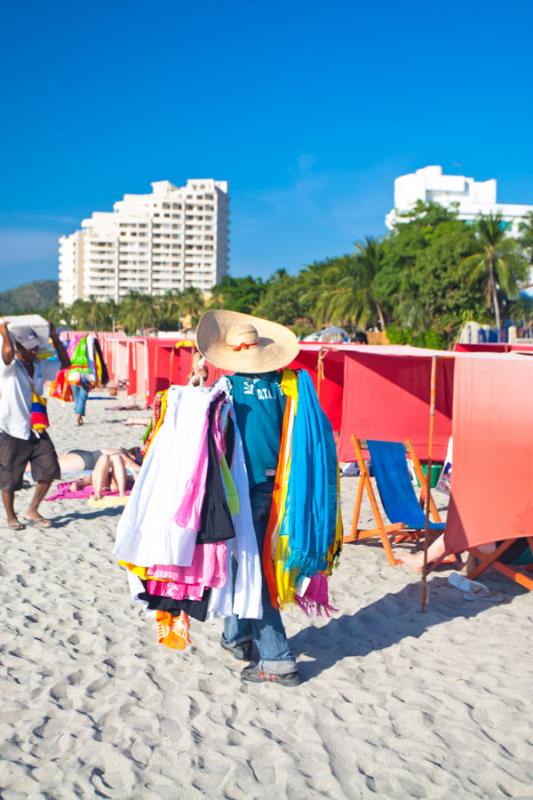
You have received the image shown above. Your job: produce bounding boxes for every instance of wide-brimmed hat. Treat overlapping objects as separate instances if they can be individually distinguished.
[196,310,299,374]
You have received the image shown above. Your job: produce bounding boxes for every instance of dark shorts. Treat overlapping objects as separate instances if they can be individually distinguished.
[0,430,61,492]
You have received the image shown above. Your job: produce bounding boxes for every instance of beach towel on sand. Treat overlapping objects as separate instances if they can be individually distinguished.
[46,481,132,502]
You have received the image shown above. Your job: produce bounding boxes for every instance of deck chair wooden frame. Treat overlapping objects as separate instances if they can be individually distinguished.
[468,538,533,591]
[343,435,442,566]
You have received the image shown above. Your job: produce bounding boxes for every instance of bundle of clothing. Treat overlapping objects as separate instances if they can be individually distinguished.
[114,369,342,651]
[262,369,343,614]
[50,334,109,402]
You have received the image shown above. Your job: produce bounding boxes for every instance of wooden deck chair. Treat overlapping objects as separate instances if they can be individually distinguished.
[467,538,533,591]
[343,436,445,566]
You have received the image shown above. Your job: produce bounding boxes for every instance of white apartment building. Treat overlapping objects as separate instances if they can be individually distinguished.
[386,165,533,234]
[59,179,229,304]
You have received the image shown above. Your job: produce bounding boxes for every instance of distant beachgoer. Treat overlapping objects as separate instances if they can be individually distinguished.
[25,449,102,477]
[59,449,103,472]
[0,319,71,529]
[69,448,143,499]
[72,375,93,427]
[92,448,143,499]
[353,331,369,345]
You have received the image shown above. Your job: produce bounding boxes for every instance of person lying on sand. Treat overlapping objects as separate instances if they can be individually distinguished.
[70,448,143,499]
[25,449,103,476]
[59,449,103,472]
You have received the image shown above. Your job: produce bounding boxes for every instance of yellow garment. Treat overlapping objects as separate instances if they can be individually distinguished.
[274,533,299,608]
[280,368,298,410]
[118,561,149,578]
[274,368,298,551]
[117,561,172,582]
[95,350,103,385]
[323,468,344,575]
[145,389,168,456]
[267,369,301,607]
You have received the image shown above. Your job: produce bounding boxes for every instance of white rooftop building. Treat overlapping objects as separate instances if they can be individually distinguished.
[59,179,230,304]
[386,166,533,234]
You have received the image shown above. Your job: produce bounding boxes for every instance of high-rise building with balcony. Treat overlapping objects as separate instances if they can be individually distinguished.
[59,179,230,304]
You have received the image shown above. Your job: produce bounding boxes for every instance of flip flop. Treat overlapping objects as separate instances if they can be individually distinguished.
[22,516,53,529]
[7,520,26,531]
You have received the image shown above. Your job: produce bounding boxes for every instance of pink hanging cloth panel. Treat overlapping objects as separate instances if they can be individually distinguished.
[445,356,533,553]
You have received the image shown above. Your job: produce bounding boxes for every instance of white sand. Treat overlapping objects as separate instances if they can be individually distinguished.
[1,394,533,799]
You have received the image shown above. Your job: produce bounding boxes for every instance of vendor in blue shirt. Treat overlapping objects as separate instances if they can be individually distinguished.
[196,311,301,687]
[228,371,286,489]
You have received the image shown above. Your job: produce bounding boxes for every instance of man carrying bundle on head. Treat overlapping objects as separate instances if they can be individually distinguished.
[0,319,70,530]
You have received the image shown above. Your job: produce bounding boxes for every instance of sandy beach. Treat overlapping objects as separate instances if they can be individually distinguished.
[1,393,532,800]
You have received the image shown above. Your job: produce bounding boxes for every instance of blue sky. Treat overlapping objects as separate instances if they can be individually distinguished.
[1,0,532,291]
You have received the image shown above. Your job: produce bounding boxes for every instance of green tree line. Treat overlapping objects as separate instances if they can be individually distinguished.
[48,205,533,348]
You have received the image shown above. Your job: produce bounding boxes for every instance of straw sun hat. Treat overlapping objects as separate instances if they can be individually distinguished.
[196,310,299,374]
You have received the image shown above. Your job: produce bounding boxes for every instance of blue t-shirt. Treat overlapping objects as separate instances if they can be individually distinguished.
[228,372,286,488]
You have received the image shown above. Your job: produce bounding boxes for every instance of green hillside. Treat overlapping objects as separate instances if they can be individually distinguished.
[0,280,58,314]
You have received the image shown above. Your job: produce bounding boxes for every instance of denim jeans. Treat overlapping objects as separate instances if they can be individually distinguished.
[72,380,90,416]
[222,479,296,675]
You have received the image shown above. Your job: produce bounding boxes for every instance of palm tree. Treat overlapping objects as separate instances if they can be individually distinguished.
[319,238,387,330]
[69,299,94,330]
[179,287,205,327]
[299,258,349,327]
[118,292,160,334]
[352,237,387,329]
[461,213,527,333]
[158,291,182,330]
[519,212,533,279]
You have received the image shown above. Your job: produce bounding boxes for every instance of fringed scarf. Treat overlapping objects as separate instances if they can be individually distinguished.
[282,370,338,577]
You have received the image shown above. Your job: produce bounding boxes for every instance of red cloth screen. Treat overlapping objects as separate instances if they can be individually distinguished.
[337,351,454,461]
[445,356,533,552]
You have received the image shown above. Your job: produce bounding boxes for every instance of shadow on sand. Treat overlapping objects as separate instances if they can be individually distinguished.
[289,575,526,681]
[49,507,125,528]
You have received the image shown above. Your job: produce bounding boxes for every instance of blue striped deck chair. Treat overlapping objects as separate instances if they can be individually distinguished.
[343,436,445,566]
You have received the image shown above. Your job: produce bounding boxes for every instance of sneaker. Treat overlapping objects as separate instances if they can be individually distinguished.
[241,663,301,686]
[220,637,253,661]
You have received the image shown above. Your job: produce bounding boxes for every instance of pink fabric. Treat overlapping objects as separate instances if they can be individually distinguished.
[66,333,84,358]
[296,574,337,617]
[212,398,226,456]
[173,392,223,530]
[149,542,227,588]
[146,580,205,601]
[445,356,533,552]
[46,481,132,502]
